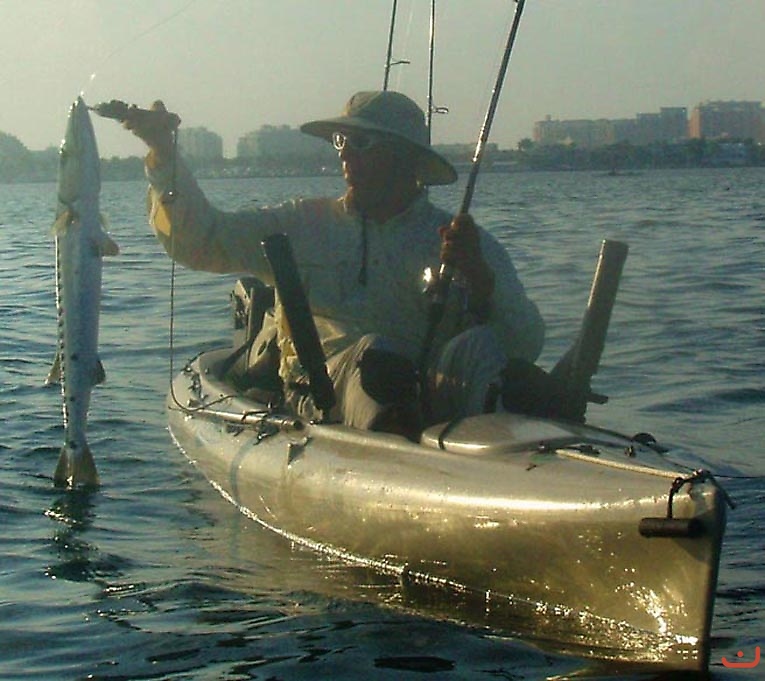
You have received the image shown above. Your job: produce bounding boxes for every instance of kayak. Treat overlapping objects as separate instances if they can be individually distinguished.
[167,343,728,671]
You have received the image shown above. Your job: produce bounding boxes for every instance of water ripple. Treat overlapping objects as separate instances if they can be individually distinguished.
[2,168,764,680]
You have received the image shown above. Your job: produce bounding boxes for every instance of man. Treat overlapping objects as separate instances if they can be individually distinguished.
[124,91,544,435]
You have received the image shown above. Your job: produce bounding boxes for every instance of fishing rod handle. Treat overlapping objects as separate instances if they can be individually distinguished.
[434,179,478,288]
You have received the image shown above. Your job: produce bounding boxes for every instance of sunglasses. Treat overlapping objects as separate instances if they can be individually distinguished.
[331,130,385,152]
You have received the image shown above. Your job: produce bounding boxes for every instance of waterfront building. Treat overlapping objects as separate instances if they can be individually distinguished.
[237,125,333,168]
[689,101,764,142]
[534,106,689,147]
[177,127,223,162]
[533,117,613,148]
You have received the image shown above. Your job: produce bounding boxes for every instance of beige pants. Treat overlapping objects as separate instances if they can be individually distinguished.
[291,327,507,428]
[428,325,507,423]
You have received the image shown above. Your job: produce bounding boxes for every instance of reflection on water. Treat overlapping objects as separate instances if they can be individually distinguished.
[199,491,707,675]
[45,490,101,582]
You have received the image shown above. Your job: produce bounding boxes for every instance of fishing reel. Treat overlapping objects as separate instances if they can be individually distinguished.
[422,263,472,324]
[421,263,459,303]
[421,266,437,297]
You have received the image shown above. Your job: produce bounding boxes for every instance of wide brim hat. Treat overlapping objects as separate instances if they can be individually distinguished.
[301,91,457,186]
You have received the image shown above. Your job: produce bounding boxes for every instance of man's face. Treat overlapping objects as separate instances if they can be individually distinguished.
[336,132,402,212]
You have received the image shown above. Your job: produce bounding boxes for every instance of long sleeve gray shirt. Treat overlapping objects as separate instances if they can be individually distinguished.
[145,158,544,385]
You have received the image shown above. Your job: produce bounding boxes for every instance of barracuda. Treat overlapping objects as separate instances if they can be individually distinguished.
[46,96,118,488]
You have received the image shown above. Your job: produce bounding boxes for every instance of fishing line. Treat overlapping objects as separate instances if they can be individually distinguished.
[167,254,240,415]
[83,0,201,96]
[167,237,241,415]
[163,130,244,417]
[165,130,215,413]
[165,129,184,411]
[80,4,262,420]
[79,1,216,410]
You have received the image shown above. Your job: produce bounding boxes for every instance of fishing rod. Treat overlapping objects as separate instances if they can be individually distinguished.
[382,0,410,90]
[426,0,449,143]
[427,0,436,139]
[459,0,526,216]
[420,0,526,370]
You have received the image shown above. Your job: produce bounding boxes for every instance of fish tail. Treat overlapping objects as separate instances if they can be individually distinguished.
[54,442,99,489]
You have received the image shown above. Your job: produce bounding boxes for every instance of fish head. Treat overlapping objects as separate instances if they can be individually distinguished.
[58,96,101,205]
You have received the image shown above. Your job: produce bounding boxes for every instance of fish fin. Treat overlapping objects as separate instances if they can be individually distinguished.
[93,358,106,386]
[99,215,120,256]
[52,210,73,235]
[54,442,99,489]
[46,351,62,385]
[96,231,120,257]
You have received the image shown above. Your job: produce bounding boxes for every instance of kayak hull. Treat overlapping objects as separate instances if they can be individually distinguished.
[168,349,726,670]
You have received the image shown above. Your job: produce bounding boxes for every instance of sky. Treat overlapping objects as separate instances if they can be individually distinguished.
[1,0,763,158]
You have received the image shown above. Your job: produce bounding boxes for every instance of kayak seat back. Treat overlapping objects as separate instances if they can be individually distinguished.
[231,277,275,349]
[223,278,282,401]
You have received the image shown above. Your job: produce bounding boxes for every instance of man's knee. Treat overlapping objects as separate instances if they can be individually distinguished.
[358,348,419,407]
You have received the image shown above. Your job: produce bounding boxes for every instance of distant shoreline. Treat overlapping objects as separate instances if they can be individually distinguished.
[4,161,764,186]
[2,139,763,184]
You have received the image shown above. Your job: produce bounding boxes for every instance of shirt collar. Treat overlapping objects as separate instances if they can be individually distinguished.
[341,189,430,227]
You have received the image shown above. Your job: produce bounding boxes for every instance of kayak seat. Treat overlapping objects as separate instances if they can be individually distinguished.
[222,278,282,402]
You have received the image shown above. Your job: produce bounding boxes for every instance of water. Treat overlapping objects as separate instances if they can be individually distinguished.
[1,168,763,680]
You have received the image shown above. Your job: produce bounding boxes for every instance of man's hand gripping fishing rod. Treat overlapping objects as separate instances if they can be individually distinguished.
[420,0,526,370]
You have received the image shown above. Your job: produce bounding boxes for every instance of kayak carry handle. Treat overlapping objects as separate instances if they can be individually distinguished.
[639,471,718,539]
[639,517,704,538]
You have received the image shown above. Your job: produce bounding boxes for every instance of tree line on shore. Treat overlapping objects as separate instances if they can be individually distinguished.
[1,130,763,183]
